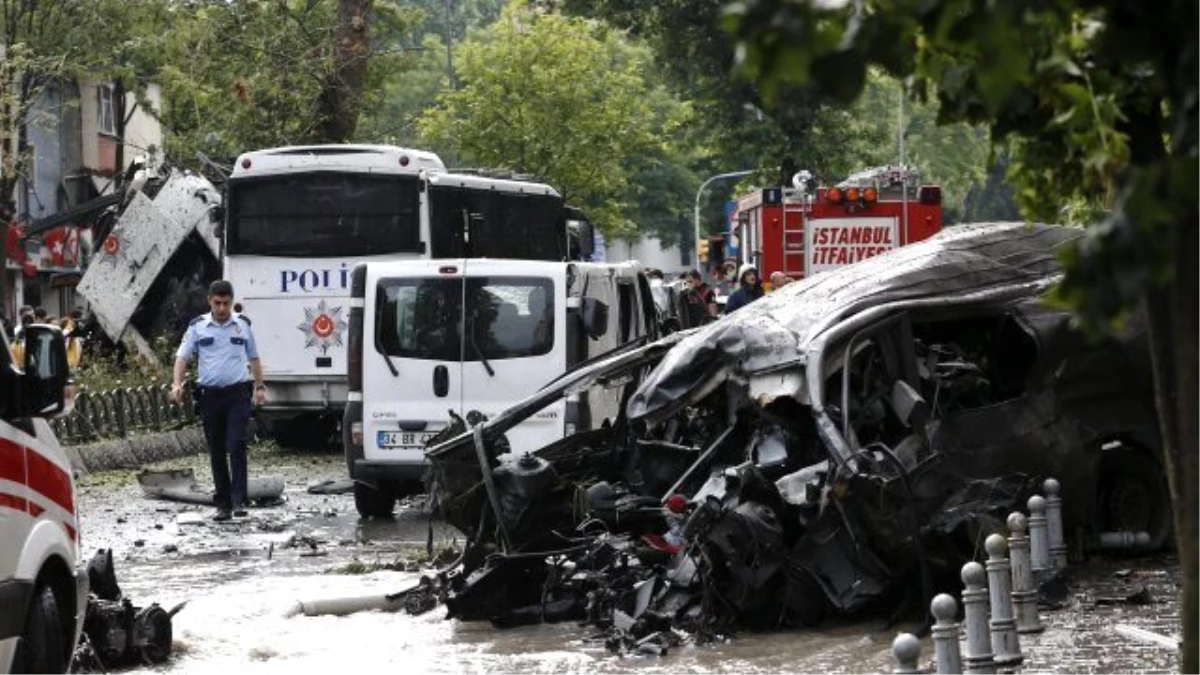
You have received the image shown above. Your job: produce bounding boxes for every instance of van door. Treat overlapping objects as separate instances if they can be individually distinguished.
[362,261,467,469]
[459,261,567,455]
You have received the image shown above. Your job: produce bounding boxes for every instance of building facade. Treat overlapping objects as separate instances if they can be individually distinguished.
[3,79,163,323]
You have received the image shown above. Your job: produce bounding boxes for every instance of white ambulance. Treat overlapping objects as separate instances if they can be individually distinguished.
[343,259,658,517]
[0,324,85,673]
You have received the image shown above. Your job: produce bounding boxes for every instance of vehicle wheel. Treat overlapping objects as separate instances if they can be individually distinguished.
[354,481,395,518]
[267,415,337,450]
[12,583,66,674]
[1097,449,1172,550]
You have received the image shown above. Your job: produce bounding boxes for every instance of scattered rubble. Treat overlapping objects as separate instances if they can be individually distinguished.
[315,224,1172,658]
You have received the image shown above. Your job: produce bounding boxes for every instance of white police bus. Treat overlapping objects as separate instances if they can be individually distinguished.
[221,145,593,445]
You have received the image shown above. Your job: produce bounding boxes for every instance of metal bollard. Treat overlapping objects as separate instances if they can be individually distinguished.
[961,561,996,674]
[1043,478,1068,569]
[892,632,921,674]
[1027,495,1051,574]
[985,534,1023,666]
[1007,512,1044,634]
[931,593,963,675]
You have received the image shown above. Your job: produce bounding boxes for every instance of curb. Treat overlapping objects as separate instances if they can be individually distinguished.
[68,428,208,474]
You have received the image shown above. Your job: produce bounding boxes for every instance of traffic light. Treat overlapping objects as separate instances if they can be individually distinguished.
[698,239,710,263]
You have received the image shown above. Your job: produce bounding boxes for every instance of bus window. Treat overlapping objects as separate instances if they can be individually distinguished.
[227,173,421,256]
[429,186,566,261]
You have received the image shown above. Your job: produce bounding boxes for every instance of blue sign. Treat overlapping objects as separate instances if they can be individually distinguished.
[723,201,740,259]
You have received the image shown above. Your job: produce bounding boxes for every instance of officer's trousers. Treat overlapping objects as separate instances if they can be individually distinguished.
[197,382,253,509]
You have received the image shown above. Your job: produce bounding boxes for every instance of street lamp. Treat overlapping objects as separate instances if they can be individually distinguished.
[693,170,754,269]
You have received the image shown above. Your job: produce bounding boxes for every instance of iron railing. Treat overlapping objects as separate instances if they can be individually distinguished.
[51,383,198,445]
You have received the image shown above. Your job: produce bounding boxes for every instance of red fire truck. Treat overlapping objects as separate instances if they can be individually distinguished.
[730,166,943,285]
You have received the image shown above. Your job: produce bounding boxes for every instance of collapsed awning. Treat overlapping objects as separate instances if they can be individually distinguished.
[25,192,122,239]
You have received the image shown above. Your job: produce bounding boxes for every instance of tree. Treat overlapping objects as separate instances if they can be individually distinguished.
[0,0,146,305]
[725,0,1198,668]
[150,0,419,164]
[417,2,690,238]
[562,0,1005,232]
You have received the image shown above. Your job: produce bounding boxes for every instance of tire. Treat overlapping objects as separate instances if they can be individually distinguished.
[354,481,395,518]
[12,584,67,674]
[267,414,338,450]
[1097,449,1172,550]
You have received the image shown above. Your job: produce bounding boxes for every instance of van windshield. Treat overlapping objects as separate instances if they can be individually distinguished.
[376,276,554,362]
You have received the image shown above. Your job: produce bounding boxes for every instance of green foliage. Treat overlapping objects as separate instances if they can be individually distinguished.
[563,0,1010,233]
[725,0,1197,329]
[135,0,421,164]
[74,334,177,391]
[418,3,691,238]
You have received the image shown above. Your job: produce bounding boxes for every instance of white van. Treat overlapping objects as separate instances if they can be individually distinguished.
[342,259,658,517]
[0,325,85,673]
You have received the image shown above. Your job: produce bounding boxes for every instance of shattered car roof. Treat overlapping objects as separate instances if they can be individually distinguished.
[628,222,1085,423]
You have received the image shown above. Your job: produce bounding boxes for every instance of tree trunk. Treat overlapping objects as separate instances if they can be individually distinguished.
[312,0,373,143]
[1144,213,1198,673]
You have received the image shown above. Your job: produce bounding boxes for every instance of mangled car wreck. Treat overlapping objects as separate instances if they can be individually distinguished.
[416,222,1168,652]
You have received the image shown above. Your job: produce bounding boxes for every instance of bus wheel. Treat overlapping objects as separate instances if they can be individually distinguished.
[267,415,337,450]
[13,583,66,674]
[354,481,395,519]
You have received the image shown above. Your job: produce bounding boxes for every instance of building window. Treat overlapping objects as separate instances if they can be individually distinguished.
[98,84,116,135]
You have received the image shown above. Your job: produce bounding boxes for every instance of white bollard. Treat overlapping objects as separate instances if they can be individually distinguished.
[1043,478,1068,569]
[961,561,996,674]
[1027,495,1051,574]
[985,534,1023,666]
[1007,512,1044,634]
[931,593,963,675]
[892,632,921,674]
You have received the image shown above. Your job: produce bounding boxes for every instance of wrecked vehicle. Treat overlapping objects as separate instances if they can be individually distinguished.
[418,222,1167,648]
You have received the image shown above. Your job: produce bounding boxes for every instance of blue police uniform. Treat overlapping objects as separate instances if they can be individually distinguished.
[177,312,260,512]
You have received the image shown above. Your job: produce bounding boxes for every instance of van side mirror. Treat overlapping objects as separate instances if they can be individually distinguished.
[22,324,70,417]
[580,298,608,340]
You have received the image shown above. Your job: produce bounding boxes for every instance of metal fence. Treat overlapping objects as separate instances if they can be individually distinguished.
[51,383,198,444]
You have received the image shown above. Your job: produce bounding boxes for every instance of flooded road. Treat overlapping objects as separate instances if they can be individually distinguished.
[75,445,1182,673]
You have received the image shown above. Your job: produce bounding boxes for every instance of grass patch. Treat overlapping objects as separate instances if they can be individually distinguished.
[328,546,461,575]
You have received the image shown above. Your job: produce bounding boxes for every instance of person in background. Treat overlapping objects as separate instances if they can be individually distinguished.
[60,317,82,369]
[770,271,791,291]
[725,264,764,314]
[683,269,717,326]
[13,306,32,340]
[645,268,670,317]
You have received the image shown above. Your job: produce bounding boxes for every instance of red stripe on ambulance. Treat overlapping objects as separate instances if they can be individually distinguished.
[0,436,75,515]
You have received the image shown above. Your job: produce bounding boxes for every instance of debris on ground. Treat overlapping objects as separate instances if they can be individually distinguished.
[337,223,1169,657]
[307,477,355,495]
[72,549,184,672]
[137,468,285,506]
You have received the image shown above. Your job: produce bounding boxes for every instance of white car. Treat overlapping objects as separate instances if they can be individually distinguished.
[0,325,85,673]
[343,259,659,517]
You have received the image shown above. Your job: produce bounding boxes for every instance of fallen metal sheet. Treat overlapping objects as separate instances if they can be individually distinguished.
[306,477,355,495]
[78,170,221,342]
[137,468,285,505]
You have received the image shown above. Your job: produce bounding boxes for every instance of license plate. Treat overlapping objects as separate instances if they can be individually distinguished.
[377,430,438,449]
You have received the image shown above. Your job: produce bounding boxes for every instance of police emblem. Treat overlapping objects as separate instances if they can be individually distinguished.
[298,300,348,353]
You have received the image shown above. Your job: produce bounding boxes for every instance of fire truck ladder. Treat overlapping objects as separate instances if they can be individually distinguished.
[780,188,808,276]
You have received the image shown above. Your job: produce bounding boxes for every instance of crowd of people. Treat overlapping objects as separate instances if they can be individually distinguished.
[5,304,87,368]
[644,258,792,330]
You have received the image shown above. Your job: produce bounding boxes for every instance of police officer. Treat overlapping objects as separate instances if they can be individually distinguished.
[169,280,267,521]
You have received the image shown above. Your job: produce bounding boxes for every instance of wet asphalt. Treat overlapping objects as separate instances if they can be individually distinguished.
[73,445,1183,673]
